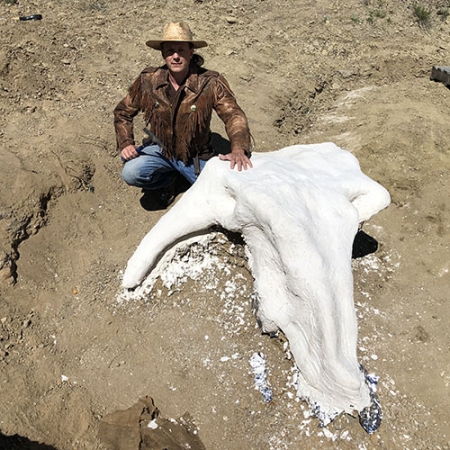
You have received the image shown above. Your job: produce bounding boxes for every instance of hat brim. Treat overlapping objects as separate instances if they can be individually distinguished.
[146,39,208,50]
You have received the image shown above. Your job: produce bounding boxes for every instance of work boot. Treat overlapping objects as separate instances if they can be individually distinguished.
[155,186,176,207]
[157,175,192,207]
[139,187,174,210]
[140,176,191,210]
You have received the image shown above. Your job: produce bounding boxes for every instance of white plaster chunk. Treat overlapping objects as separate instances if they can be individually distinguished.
[122,143,390,419]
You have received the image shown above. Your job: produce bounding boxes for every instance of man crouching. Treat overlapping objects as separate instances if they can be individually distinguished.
[114,21,252,207]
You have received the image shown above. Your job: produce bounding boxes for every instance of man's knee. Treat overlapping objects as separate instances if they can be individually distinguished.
[121,159,176,189]
[121,161,140,186]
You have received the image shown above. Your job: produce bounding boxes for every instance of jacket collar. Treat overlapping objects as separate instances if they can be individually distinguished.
[153,64,200,93]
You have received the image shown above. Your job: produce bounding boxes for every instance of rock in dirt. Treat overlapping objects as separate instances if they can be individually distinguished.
[98,396,206,450]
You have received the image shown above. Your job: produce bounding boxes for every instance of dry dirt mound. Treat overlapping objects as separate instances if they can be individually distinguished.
[1,0,450,449]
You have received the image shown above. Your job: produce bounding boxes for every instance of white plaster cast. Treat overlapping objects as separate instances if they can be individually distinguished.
[122,143,390,419]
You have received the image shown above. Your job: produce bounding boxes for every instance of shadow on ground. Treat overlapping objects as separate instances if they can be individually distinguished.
[0,432,58,450]
[352,229,378,259]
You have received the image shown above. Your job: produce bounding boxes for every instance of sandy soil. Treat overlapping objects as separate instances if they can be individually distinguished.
[1,0,449,449]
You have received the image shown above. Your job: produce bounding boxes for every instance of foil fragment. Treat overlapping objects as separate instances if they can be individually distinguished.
[358,365,383,434]
[312,402,339,428]
[249,352,273,403]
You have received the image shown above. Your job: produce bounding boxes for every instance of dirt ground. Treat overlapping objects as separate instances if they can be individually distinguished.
[1,0,449,448]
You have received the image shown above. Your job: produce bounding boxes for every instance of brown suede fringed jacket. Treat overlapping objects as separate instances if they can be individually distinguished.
[113,63,251,170]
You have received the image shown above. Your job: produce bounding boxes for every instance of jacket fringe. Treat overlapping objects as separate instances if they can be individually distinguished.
[114,65,251,162]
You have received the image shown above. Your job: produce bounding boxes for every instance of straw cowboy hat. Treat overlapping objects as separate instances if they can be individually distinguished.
[146,22,208,50]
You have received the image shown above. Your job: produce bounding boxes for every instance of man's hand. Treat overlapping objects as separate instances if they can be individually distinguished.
[218,149,253,171]
[121,145,140,162]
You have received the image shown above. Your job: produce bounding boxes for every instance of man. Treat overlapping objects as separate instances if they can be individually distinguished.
[114,21,252,207]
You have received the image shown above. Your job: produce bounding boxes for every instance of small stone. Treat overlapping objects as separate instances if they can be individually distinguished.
[226,16,237,24]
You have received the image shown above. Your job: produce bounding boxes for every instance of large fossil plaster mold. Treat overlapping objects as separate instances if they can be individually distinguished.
[122,143,391,421]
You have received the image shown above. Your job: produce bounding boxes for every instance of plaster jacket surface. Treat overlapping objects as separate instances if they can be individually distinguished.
[122,143,391,418]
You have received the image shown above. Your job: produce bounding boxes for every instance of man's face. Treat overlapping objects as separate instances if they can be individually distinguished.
[161,42,193,76]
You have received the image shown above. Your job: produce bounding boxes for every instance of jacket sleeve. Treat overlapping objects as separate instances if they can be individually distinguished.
[213,75,252,154]
[113,75,142,151]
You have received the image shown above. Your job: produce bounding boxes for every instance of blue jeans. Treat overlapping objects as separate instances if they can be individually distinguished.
[121,145,207,190]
